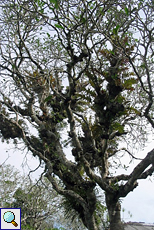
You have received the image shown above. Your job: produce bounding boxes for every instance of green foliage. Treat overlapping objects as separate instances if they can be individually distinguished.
[113,25,120,35]
[49,0,59,9]
[44,95,53,102]
[124,7,129,16]
[112,122,125,134]
[55,24,64,29]
[94,200,108,227]
[128,107,141,116]
[91,124,103,139]
[10,185,50,228]
[21,223,35,230]
[0,164,20,207]
[123,78,138,91]
[51,228,66,230]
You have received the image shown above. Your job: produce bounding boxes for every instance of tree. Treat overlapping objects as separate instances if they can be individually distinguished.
[0,163,80,230]
[10,179,86,230]
[0,164,62,230]
[0,164,20,207]
[0,0,154,229]
[9,180,59,230]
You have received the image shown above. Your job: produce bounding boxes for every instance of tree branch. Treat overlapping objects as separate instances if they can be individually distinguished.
[120,148,154,197]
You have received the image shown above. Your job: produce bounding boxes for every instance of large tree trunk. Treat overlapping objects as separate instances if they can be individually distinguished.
[105,193,124,230]
[84,212,98,230]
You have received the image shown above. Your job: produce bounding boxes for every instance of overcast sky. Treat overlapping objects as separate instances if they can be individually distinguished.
[1,138,154,224]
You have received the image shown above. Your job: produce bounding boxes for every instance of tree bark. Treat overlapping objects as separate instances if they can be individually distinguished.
[84,212,98,230]
[105,193,124,230]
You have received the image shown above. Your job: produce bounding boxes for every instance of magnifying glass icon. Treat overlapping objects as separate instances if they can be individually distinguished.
[3,211,18,227]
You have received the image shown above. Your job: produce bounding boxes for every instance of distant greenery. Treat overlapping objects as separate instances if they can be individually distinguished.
[0,164,88,229]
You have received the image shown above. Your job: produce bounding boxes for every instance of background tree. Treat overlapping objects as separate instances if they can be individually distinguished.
[0,164,61,229]
[0,0,154,230]
[0,163,90,230]
[10,180,59,230]
[0,164,20,207]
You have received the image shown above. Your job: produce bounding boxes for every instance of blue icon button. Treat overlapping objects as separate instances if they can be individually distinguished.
[0,208,21,229]
[3,211,18,227]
